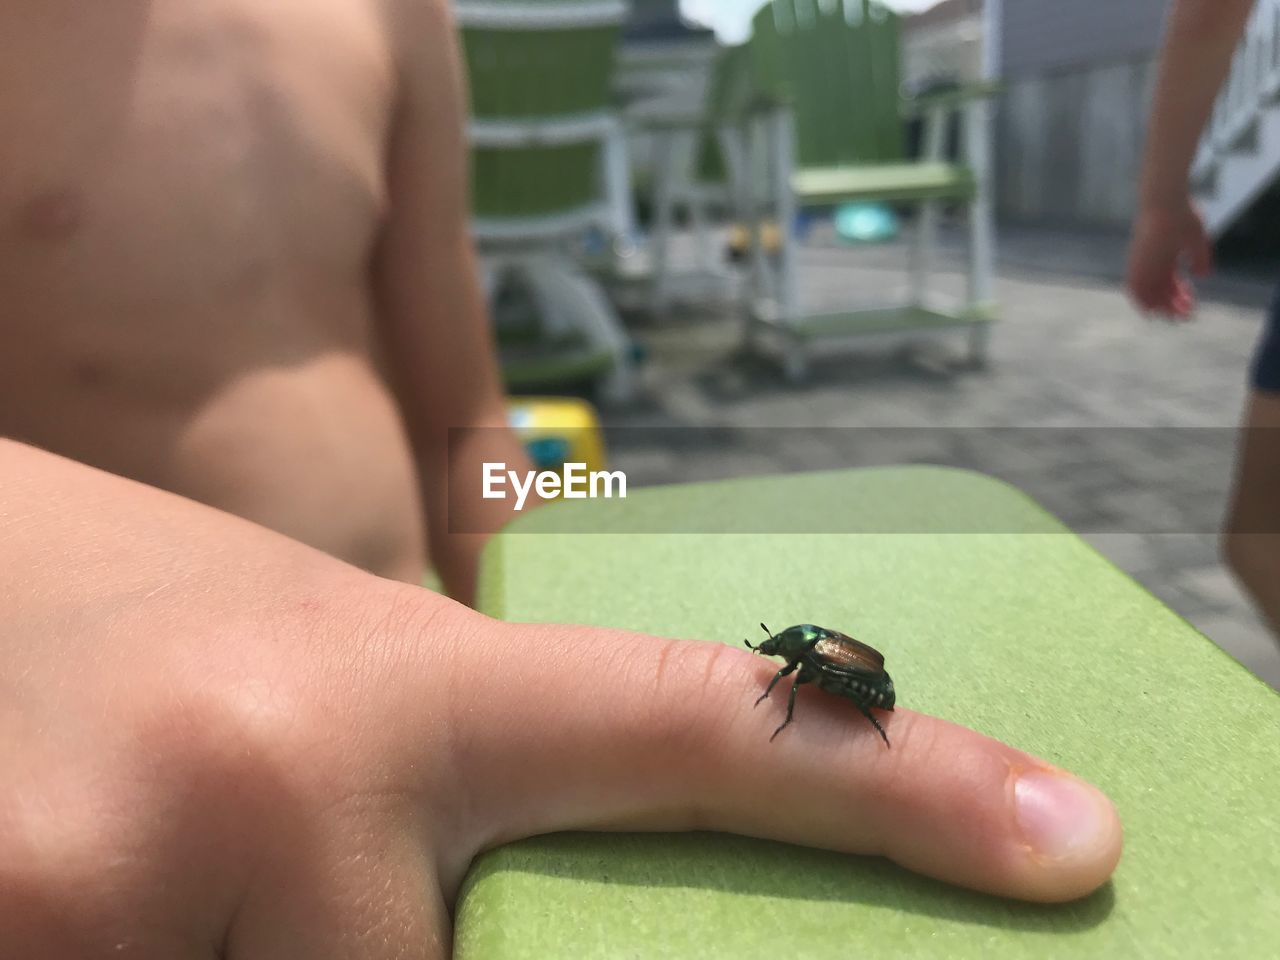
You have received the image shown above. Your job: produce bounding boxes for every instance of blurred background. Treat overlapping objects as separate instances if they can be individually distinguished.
[462,0,1280,689]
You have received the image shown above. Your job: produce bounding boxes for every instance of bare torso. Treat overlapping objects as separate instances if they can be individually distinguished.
[0,0,426,581]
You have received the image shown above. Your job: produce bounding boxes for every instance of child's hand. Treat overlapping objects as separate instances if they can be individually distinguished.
[0,441,1124,958]
[1126,199,1212,319]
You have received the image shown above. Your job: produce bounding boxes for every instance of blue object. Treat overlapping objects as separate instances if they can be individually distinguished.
[834,202,899,243]
[525,436,571,470]
[795,208,823,239]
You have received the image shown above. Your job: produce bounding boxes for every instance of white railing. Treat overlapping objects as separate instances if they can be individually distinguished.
[1194,0,1280,180]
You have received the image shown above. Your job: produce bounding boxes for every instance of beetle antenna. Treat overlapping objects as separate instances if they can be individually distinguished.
[760,623,772,639]
[743,638,757,652]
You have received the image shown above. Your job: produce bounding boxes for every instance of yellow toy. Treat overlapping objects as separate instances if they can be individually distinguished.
[505,396,607,479]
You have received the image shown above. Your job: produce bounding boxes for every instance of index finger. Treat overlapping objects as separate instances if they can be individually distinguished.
[440,624,1123,904]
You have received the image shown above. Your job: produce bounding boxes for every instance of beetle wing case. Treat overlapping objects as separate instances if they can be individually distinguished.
[813,634,885,673]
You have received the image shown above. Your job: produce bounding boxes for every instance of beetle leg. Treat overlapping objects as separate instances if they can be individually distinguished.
[769,672,813,741]
[859,704,891,749]
[754,661,797,707]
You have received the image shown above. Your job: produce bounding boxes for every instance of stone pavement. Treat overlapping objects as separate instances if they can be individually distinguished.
[599,223,1280,690]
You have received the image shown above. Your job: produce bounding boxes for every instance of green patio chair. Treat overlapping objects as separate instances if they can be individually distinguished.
[735,0,998,380]
[457,0,638,402]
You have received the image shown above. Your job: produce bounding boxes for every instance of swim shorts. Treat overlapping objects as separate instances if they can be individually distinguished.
[1252,284,1280,393]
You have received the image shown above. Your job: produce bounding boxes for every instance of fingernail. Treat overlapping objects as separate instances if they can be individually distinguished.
[1014,770,1114,861]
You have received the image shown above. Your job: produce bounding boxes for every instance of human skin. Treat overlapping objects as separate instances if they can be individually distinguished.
[1126,0,1280,639]
[1223,394,1280,637]
[0,0,531,604]
[0,440,1123,957]
[1126,0,1253,317]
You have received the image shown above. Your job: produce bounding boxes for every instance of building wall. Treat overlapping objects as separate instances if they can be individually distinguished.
[995,0,1169,228]
[903,0,984,86]
[1000,0,1167,77]
[902,14,985,88]
[626,0,710,41]
[997,57,1157,227]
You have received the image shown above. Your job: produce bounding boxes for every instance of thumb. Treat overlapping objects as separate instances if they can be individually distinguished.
[446,623,1122,904]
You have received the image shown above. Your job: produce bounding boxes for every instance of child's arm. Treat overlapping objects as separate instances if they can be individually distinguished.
[1128,0,1255,316]
[373,0,539,606]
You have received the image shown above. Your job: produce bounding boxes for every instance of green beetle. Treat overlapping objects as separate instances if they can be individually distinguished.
[745,623,895,747]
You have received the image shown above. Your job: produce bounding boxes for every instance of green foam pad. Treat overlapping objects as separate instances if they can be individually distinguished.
[461,467,1280,958]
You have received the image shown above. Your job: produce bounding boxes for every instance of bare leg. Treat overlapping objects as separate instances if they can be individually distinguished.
[1223,391,1280,640]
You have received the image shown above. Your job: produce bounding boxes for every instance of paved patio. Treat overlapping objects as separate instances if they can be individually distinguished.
[601,222,1280,690]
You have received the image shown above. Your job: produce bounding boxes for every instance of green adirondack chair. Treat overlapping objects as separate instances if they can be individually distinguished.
[736,0,998,380]
[457,0,638,402]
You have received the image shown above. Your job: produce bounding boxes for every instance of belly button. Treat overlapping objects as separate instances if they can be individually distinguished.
[16,189,85,242]
[73,360,109,388]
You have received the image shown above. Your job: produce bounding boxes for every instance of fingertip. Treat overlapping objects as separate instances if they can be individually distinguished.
[858,716,1123,903]
[1008,766,1124,902]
